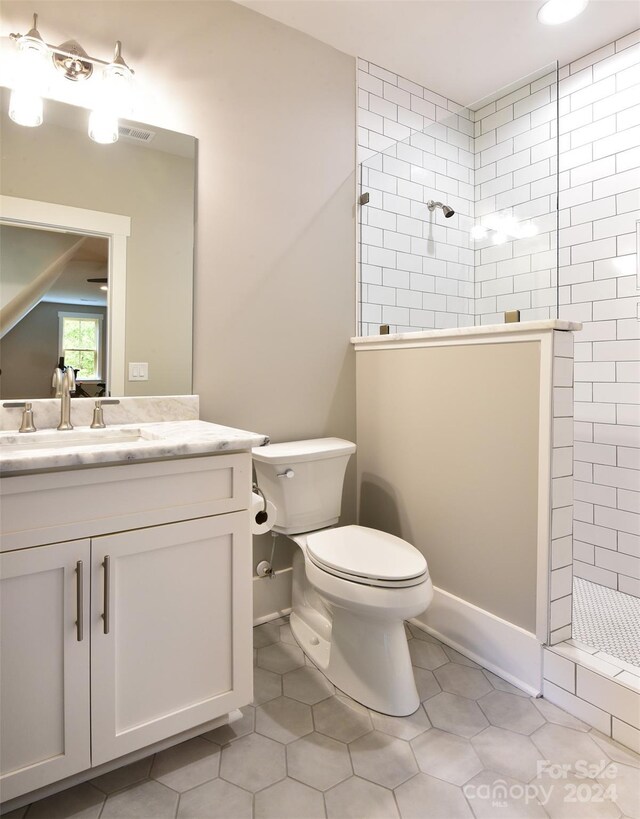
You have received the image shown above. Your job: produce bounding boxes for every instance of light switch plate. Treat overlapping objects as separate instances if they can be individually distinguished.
[128,362,149,381]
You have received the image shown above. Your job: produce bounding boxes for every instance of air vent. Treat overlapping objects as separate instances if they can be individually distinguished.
[118,125,156,143]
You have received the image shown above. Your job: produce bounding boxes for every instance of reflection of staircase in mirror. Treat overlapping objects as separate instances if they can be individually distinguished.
[0,227,86,338]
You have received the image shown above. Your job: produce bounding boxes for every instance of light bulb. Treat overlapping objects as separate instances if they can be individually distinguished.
[9,89,43,127]
[100,62,133,112]
[538,0,589,25]
[492,231,508,246]
[88,44,134,145]
[470,225,487,240]
[88,109,119,144]
[9,28,49,127]
[100,285,108,291]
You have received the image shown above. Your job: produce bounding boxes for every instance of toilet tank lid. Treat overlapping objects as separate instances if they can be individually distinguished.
[252,437,356,464]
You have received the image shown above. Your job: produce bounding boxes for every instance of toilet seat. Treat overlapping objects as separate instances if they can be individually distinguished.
[306,525,428,589]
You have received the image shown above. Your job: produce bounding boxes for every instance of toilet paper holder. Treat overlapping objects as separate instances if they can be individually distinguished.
[252,482,269,525]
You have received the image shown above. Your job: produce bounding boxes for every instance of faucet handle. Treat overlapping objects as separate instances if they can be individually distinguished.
[2,402,37,433]
[19,402,37,433]
[90,401,105,429]
[90,399,120,429]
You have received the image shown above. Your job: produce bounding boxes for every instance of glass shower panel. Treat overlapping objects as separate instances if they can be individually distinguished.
[358,103,476,336]
[473,63,559,326]
[357,63,559,336]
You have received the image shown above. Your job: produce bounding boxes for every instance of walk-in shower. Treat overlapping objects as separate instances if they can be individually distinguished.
[357,62,559,337]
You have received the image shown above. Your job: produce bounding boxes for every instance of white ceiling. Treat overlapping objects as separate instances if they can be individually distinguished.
[234,0,639,105]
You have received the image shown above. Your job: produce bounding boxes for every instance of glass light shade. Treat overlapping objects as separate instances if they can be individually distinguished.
[88,60,134,144]
[492,231,508,246]
[88,109,119,144]
[538,0,589,25]
[8,33,49,127]
[470,225,487,240]
[15,36,49,92]
[8,89,43,127]
[98,62,133,114]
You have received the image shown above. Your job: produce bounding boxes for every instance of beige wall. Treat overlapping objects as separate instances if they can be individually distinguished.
[1,301,106,400]
[356,341,541,633]
[0,2,358,588]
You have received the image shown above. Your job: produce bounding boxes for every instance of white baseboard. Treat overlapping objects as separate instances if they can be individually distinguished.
[253,567,293,625]
[412,586,543,696]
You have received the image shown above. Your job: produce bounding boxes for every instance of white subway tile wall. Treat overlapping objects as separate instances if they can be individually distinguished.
[558,33,640,600]
[358,59,476,335]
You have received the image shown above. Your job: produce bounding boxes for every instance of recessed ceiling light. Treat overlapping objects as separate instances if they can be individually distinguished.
[538,0,589,25]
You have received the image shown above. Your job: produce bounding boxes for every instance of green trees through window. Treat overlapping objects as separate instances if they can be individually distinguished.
[60,315,101,379]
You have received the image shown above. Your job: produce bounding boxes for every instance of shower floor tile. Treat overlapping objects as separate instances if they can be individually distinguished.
[573,578,640,669]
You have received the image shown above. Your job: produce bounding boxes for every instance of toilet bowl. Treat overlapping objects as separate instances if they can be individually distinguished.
[252,438,433,716]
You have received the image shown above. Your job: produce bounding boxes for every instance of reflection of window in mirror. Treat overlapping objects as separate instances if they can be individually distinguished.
[58,312,104,381]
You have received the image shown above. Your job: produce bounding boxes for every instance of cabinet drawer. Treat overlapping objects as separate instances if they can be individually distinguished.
[0,453,251,551]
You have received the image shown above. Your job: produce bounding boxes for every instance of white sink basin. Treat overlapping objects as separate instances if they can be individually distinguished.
[0,428,152,454]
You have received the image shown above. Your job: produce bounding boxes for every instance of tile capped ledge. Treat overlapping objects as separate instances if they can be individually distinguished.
[351,319,582,348]
[0,395,199,431]
[543,642,640,753]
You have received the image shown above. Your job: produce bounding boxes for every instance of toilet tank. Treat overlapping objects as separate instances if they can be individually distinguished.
[252,438,356,535]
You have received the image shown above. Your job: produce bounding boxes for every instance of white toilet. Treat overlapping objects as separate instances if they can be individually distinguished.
[252,437,433,716]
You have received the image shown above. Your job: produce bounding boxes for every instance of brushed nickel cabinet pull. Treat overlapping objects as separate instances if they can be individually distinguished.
[75,560,84,642]
[103,555,111,634]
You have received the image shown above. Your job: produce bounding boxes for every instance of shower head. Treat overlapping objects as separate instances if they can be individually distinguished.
[427,200,455,218]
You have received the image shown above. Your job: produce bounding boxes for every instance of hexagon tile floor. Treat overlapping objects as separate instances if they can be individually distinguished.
[5,618,639,819]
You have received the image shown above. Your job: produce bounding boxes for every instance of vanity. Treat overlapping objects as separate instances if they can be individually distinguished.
[0,399,268,805]
[0,72,266,807]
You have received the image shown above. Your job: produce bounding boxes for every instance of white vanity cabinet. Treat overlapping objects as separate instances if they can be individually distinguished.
[0,452,253,804]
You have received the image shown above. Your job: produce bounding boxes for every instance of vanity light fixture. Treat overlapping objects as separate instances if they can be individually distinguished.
[8,14,134,143]
[537,0,589,25]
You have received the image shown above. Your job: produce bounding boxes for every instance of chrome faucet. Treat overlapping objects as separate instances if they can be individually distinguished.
[53,367,76,431]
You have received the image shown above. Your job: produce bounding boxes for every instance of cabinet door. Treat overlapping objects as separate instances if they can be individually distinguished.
[0,540,91,802]
[91,512,252,765]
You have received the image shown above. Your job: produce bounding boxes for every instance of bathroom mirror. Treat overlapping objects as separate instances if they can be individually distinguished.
[0,88,196,399]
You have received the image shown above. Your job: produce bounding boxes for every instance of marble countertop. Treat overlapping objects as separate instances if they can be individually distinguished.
[0,420,269,477]
[352,319,582,348]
